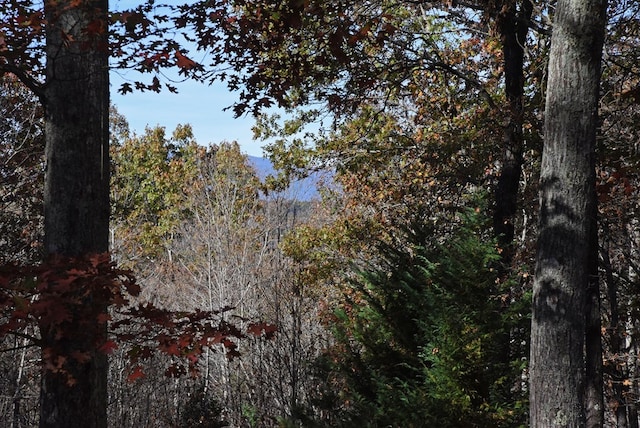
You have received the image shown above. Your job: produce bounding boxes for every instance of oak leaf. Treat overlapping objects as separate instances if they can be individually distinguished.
[175,50,197,70]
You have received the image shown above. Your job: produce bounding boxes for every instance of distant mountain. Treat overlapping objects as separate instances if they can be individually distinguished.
[247,155,331,201]
[247,156,275,180]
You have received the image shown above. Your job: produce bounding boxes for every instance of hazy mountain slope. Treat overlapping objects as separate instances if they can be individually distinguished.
[247,155,331,201]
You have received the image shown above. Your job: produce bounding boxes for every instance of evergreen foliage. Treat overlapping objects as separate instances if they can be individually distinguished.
[180,386,229,428]
[320,199,529,427]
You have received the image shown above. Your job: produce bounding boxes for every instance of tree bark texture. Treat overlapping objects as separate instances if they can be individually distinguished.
[40,1,109,427]
[529,0,606,427]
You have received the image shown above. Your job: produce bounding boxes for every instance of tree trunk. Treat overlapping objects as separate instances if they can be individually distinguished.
[529,0,607,426]
[493,0,532,261]
[490,1,533,413]
[40,1,109,427]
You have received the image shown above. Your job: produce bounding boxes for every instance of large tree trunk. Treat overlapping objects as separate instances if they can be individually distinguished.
[529,0,607,426]
[40,1,110,427]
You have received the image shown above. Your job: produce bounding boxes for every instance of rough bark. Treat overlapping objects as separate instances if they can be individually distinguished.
[39,1,109,427]
[529,0,607,426]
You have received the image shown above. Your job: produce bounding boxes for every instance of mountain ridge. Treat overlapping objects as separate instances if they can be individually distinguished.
[246,155,328,201]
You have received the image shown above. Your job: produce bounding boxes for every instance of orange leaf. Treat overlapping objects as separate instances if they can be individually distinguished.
[175,50,197,70]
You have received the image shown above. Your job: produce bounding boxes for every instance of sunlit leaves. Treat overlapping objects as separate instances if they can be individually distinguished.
[111,123,201,260]
[0,0,46,80]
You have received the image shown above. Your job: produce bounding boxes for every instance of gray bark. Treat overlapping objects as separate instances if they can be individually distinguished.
[39,1,109,427]
[530,0,607,426]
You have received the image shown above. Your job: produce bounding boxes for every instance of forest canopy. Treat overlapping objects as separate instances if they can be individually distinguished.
[1,0,639,427]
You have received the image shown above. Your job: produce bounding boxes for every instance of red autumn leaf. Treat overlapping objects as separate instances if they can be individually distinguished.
[96,312,111,324]
[88,252,109,267]
[247,322,277,338]
[208,332,224,344]
[44,353,67,373]
[99,340,118,354]
[162,341,181,356]
[127,366,145,382]
[178,334,192,348]
[34,300,72,326]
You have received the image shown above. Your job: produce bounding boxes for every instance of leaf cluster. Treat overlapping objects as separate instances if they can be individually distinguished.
[176,0,501,117]
[0,253,276,386]
[111,124,202,258]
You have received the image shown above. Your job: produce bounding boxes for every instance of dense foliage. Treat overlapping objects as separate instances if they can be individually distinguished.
[320,202,528,427]
[1,0,640,426]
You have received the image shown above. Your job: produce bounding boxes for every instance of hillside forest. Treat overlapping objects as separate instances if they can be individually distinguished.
[0,0,640,427]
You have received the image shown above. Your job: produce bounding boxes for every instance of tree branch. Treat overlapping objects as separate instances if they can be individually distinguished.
[0,63,45,103]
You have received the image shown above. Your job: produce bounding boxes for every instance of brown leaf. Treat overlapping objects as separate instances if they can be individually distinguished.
[175,50,197,70]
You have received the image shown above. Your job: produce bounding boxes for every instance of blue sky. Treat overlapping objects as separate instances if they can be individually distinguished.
[110,72,268,158]
[109,0,268,157]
